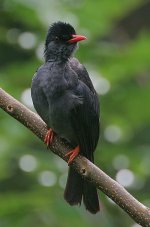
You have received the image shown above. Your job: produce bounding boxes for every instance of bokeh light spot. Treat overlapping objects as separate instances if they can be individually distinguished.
[38,171,57,187]
[116,169,134,187]
[18,32,36,49]
[21,88,33,109]
[19,154,37,172]
[36,42,44,61]
[90,71,111,95]
[104,125,122,143]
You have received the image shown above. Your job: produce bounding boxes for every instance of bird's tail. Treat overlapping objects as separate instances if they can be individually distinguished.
[64,166,100,214]
[64,167,83,206]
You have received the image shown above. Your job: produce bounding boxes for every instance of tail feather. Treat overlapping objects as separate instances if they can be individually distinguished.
[64,167,100,213]
[83,181,100,214]
[64,167,83,205]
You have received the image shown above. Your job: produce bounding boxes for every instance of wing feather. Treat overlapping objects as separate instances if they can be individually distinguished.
[69,58,100,161]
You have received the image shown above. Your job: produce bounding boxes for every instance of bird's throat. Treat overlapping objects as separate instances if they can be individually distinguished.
[44,43,77,63]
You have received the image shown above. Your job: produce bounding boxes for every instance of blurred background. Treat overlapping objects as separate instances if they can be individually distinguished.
[0,0,150,226]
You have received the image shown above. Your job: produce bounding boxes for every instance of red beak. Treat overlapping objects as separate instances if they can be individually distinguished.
[68,34,87,43]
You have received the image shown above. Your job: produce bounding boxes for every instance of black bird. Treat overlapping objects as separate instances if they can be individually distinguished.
[31,21,100,214]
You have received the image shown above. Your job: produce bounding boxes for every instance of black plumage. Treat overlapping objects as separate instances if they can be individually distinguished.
[31,21,100,213]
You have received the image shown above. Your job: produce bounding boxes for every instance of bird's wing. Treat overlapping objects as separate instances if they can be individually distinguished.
[70,81,100,162]
[71,85,99,161]
[69,57,99,115]
[69,59,95,91]
[31,67,49,125]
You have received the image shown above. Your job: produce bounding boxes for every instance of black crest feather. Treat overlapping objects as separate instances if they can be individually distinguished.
[45,21,76,46]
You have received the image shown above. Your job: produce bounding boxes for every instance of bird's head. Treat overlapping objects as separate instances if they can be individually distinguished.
[44,21,87,62]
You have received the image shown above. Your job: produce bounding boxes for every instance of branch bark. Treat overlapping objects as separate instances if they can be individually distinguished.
[0,88,150,226]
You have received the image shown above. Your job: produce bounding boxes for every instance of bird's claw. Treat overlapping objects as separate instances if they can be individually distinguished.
[44,128,54,148]
[65,145,80,165]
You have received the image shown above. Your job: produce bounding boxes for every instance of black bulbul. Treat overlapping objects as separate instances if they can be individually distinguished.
[31,21,100,213]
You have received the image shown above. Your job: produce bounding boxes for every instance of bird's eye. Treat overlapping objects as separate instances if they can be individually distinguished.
[55,36,59,41]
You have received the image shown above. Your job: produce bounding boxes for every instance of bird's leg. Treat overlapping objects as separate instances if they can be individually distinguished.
[44,128,55,148]
[65,145,80,165]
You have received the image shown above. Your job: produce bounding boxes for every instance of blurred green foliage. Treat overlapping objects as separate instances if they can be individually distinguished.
[0,0,150,226]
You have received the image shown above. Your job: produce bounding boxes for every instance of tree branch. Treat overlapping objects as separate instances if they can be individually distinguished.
[0,88,150,226]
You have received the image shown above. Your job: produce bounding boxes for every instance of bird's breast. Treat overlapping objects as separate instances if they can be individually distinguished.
[48,90,79,144]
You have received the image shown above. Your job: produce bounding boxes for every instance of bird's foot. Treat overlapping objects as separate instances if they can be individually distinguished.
[65,145,80,165]
[44,128,54,148]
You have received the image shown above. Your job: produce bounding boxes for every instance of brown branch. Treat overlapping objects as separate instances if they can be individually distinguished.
[0,87,150,226]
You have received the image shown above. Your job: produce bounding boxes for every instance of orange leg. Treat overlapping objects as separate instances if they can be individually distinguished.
[44,128,54,147]
[65,145,80,165]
